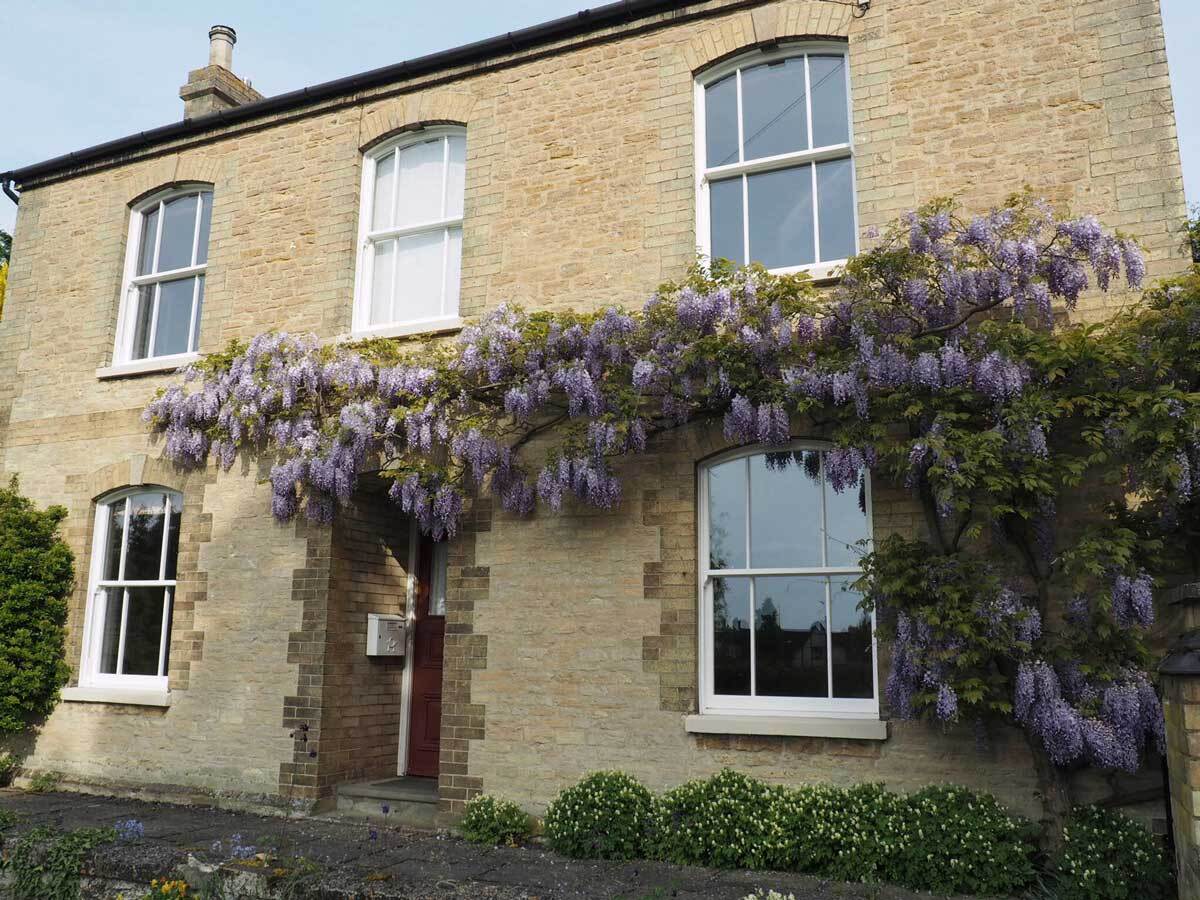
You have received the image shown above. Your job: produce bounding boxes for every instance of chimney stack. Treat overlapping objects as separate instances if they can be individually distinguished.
[179,25,263,119]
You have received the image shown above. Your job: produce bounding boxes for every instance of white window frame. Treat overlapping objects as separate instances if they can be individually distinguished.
[353,127,466,339]
[697,443,879,719]
[694,43,859,280]
[78,487,182,692]
[113,185,212,368]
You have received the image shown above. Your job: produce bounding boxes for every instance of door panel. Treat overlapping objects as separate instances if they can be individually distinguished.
[406,538,445,778]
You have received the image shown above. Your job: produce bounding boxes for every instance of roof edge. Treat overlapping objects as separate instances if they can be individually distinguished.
[3,0,698,188]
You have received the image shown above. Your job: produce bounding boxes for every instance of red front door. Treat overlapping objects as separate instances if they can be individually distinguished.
[406,538,445,778]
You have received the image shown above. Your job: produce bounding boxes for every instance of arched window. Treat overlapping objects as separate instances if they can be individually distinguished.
[696,45,857,278]
[115,185,213,366]
[354,127,466,337]
[698,445,877,718]
[80,488,183,690]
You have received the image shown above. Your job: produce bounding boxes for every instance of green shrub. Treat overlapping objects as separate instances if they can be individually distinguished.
[0,479,72,737]
[883,785,1038,896]
[543,771,653,860]
[1054,806,1174,900]
[775,782,905,881]
[649,769,789,870]
[459,794,531,846]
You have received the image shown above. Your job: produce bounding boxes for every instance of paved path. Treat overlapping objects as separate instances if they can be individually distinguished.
[0,789,940,899]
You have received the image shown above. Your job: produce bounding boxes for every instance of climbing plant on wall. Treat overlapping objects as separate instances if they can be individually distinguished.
[145,192,1166,843]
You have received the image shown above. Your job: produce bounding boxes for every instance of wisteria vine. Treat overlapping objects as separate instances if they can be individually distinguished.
[145,193,1164,789]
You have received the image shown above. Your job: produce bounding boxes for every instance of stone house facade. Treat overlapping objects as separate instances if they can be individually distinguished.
[0,0,1189,820]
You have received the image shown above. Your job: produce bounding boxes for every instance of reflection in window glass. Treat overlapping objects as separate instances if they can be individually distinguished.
[831,577,874,698]
[810,55,850,148]
[713,576,751,695]
[754,576,827,697]
[705,73,740,168]
[709,178,745,266]
[747,166,814,270]
[703,450,874,708]
[89,491,182,683]
[741,58,808,161]
[707,458,747,569]
[749,453,821,568]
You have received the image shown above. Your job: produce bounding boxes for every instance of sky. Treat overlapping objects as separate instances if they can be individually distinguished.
[1,0,1198,235]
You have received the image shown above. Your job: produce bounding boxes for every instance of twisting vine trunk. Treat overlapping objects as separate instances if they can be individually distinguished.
[1028,737,1072,853]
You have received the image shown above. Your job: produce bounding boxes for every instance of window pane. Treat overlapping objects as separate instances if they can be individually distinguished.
[712,576,751,695]
[831,578,873,699]
[372,150,396,230]
[157,193,199,272]
[393,229,445,322]
[445,135,466,220]
[152,277,196,358]
[705,73,739,168]
[444,226,463,318]
[430,542,448,616]
[817,157,856,263]
[163,495,182,580]
[747,165,814,269]
[755,576,828,697]
[707,458,746,569]
[741,58,808,160]
[98,588,123,674]
[369,239,396,326]
[136,206,160,275]
[810,55,850,148]
[122,587,166,676]
[824,465,870,566]
[102,500,126,581]
[396,138,445,228]
[123,493,167,581]
[750,452,822,568]
[709,177,744,266]
[190,275,205,352]
[131,285,156,361]
[195,192,213,265]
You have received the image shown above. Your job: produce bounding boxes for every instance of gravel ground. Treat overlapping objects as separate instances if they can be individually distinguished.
[0,788,952,899]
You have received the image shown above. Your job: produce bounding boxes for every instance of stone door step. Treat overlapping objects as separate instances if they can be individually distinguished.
[334,776,439,828]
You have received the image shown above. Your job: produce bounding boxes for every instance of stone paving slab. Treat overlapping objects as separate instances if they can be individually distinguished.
[0,789,952,899]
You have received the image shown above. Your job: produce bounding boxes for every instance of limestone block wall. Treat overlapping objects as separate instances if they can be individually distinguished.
[0,0,1188,808]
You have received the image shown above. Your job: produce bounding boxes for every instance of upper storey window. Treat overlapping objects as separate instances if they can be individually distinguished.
[117,187,212,365]
[355,128,466,337]
[697,46,857,277]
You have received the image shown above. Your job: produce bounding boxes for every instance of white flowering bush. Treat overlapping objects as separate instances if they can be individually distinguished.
[648,769,790,870]
[743,892,795,900]
[1054,806,1173,899]
[881,785,1038,895]
[459,794,531,846]
[773,782,905,881]
[543,771,654,860]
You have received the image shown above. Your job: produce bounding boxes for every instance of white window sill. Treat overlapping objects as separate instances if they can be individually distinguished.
[97,353,200,380]
[345,317,463,342]
[61,686,172,708]
[685,714,888,741]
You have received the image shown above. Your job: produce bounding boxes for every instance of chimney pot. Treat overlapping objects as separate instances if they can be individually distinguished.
[208,25,236,70]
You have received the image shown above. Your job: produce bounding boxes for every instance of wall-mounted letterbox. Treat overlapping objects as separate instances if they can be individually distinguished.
[366,613,407,657]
